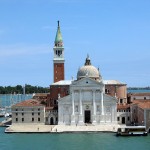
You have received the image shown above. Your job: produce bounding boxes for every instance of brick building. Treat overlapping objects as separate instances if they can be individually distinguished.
[127,92,150,103]
[130,100,150,129]
[104,80,127,104]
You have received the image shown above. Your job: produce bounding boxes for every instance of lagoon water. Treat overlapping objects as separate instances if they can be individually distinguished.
[0,127,150,150]
[0,91,150,150]
[0,94,32,107]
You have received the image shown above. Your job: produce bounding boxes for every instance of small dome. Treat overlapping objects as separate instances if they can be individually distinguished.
[77,55,102,81]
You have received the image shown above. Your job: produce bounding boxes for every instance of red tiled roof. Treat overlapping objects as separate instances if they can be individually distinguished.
[138,101,150,109]
[12,99,44,107]
[132,100,147,103]
[131,100,150,109]
[128,93,150,96]
[117,104,130,109]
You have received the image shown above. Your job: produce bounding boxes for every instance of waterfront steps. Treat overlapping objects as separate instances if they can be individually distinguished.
[5,124,124,133]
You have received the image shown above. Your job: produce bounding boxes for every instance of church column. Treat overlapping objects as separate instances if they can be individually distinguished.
[101,92,104,115]
[71,90,75,125]
[58,105,63,125]
[93,91,96,115]
[92,90,96,124]
[79,90,84,125]
[79,90,82,115]
[72,91,75,115]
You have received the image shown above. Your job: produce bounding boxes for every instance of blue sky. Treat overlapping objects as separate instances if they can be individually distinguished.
[0,0,150,87]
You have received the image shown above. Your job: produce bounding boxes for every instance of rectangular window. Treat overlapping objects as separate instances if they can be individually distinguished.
[32,112,34,116]
[22,118,24,122]
[38,118,40,122]
[105,89,109,93]
[120,99,123,103]
[16,109,18,111]
[32,118,34,122]
[38,108,40,111]
[16,118,18,122]
[38,112,40,116]
[128,117,130,121]
[22,113,24,116]
[117,117,120,121]
[54,100,57,105]
[16,113,18,116]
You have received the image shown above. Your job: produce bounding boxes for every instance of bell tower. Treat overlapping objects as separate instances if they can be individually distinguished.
[53,21,65,83]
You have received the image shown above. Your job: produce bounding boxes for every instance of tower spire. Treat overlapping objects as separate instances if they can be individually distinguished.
[55,20,63,47]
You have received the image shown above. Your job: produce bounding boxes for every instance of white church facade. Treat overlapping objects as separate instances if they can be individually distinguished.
[58,56,117,125]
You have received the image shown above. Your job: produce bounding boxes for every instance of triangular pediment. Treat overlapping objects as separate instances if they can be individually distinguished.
[71,77,103,87]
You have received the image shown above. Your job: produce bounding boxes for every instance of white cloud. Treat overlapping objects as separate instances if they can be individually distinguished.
[0,44,52,58]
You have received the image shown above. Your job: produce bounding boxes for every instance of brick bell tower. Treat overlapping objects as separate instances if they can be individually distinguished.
[53,21,65,83]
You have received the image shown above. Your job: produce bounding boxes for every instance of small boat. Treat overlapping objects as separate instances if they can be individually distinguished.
[0,108,6,117]
[5,106,12,117]
[116,126,148,136]
[0,117,12,127]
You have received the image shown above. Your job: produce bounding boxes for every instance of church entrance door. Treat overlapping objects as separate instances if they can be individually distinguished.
[50,117,54,125]
[85,110,91,123]
[122,117,125,124]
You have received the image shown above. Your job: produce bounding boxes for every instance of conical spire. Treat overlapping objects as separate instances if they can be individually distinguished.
[54,21,63,47]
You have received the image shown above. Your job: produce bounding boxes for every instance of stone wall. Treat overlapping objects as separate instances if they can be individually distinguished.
[12,106,45,124]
